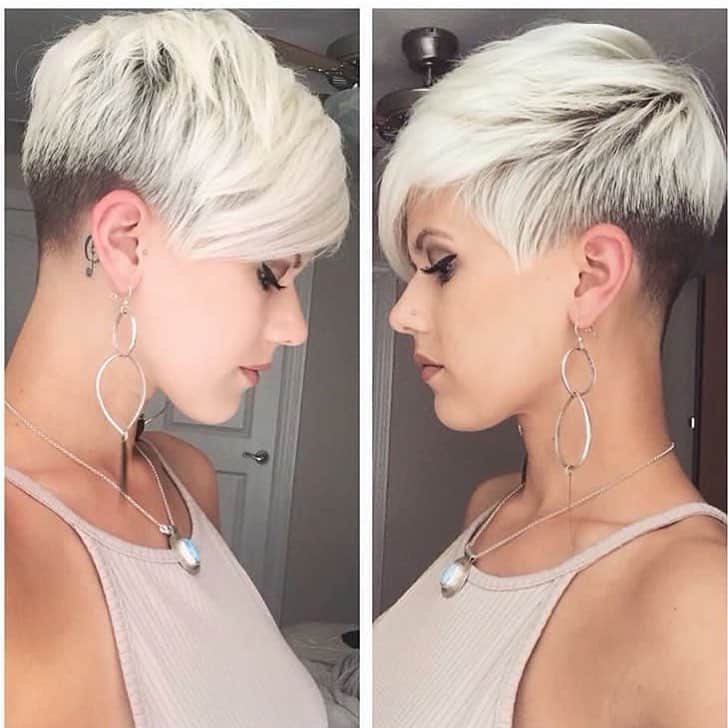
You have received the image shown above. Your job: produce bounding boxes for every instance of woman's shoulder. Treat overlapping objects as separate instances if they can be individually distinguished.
[625,510,726,726]
[631,503,725,610]
[5,479,134,727]
[141,430,221,530]
[463,470,522,529]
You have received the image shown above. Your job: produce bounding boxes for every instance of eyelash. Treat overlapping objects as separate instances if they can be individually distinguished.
[420,254,457,285]
[257,263,287,292]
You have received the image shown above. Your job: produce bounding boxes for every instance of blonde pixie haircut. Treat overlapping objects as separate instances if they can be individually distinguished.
[22,9,350,262]
[378,21,726,317]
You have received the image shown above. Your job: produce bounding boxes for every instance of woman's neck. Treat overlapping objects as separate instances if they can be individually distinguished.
[516,342,695,522]
[5,280,152,476]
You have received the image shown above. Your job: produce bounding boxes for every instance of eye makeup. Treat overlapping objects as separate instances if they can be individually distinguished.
[256,251,308,292]
[420,254,457,284]
[257,262,286,291]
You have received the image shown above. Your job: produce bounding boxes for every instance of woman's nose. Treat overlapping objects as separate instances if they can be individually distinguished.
[267,288,308,346]
[388,281,425,335]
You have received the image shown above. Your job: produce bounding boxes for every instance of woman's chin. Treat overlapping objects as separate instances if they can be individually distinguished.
[166,391,243,427]
[433,395,506,433]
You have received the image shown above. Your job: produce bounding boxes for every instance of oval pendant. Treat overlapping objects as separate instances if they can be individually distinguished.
[440,555,471,598]
[175,537,201,574]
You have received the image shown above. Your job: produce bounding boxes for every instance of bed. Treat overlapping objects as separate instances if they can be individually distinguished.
[283,621,359,728]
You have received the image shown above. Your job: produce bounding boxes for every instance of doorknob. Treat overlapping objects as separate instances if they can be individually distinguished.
[243,449,269,465]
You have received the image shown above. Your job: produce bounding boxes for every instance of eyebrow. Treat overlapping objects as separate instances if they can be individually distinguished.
[406,227,454,268]
[411,227,453,252]
[274,254,302,270]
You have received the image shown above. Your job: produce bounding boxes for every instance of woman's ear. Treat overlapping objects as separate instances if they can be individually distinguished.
[88,190,148,294]
[567,223,635,328]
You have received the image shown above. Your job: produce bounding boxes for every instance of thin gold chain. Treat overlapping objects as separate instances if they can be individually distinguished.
[5,399,175,531]
[465,442,676,561]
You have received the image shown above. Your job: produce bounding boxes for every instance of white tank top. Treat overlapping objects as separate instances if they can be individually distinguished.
[5,436,328,728]
[373,488,726,728]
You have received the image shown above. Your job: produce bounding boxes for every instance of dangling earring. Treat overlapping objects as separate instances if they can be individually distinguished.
[517,422,528,484]
[554,320,596,551]
[135,400,170,439]
[95,285,147,493]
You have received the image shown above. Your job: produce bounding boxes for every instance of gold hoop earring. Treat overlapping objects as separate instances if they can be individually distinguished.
[95,285,146,493]
[554,320,596,549]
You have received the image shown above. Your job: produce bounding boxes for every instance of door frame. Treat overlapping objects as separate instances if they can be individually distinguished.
[262,262,313,623]
[372,262,397,618]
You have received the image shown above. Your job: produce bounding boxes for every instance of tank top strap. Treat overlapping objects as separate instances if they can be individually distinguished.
[562,500,727,579]
[5,442,196,563]
[490,501,726,728]
[4,435,197,528]
[5,465,90,532]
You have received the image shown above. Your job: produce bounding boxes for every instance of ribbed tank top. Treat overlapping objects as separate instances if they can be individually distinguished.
[5,436,327,728]
[373,488,727,728]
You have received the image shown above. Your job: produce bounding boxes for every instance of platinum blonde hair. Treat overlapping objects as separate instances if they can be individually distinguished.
[22,9,350,262]
[378,21,726,312]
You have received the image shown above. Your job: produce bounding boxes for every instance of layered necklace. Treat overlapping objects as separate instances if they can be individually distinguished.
[440,441,675,597]
[5,400,201,574]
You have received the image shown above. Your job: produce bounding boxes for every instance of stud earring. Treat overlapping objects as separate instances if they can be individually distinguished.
[84,234,100,277]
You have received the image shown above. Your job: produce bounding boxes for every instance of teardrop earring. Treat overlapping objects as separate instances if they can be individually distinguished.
[95,285,147,493]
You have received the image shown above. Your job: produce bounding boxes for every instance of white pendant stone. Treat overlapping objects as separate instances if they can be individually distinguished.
[440,555,472,598]
[175,537,201,574]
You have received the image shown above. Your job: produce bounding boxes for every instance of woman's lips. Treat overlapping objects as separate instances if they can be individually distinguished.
[414,352,444,382]
[238,361,272,386]
[239,367,260,385]
[420,364,444,382]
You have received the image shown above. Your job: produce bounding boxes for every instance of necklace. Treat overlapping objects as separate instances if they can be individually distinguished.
[440,441,676,598]
[5,399,201,574]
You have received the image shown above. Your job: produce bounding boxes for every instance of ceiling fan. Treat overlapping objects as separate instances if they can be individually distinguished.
[372,27,459,256]
[265,31,359,145]
[373,26,459,157]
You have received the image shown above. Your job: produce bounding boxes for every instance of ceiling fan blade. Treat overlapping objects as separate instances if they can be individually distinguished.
[263,35,342,73]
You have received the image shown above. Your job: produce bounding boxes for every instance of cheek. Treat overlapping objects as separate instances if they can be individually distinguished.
[437,272,559,408]
[437,273,518,369]
[139,271,267,373]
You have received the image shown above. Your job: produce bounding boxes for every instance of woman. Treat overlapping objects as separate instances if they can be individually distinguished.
[5,9,349,727]
[374,20,726,728]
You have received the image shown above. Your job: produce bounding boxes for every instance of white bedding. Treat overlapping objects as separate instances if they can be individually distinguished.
[283,621,359,728]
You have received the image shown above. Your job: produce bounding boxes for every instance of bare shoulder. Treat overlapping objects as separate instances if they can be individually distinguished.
[141,431,220,530]
[6,483,59,726]
[464,470,523,528]
[631,513,727,728]
[5,481,131,727]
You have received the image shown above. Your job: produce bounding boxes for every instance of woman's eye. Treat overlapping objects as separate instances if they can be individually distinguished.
[257,263,287,292]
[420,254,457,285]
